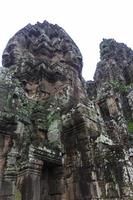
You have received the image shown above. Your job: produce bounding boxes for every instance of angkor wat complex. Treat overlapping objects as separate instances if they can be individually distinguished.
[0,21,133,200]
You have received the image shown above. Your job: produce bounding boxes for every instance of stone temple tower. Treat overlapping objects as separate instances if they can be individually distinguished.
[0,21,133,200]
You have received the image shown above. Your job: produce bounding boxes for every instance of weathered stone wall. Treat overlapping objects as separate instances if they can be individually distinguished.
[0,22,132,200]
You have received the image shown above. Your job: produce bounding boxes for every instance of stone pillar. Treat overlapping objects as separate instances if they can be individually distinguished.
[20,173,41,200]
[18,160,43,200]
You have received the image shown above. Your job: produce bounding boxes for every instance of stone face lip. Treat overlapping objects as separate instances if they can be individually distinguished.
[2,20,83,75]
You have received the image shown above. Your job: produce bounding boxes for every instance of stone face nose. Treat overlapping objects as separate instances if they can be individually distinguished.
[2,51,11,67]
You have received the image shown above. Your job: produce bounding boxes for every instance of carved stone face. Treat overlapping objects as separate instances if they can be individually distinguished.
[2,22,83,75]
[2,32,28,67]
[100,39,116,60]
[2,22,85,107]
[2,43,17,67]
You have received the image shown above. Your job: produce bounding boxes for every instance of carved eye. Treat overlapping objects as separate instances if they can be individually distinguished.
[101,44,106,49]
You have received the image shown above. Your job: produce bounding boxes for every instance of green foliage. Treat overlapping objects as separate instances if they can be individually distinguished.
[110,80,133,94]
[127,121,133,133]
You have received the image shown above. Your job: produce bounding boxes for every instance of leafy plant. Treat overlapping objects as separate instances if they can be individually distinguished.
[110,80,133,94]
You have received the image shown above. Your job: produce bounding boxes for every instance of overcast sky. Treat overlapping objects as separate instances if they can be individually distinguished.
[0,0,133,80]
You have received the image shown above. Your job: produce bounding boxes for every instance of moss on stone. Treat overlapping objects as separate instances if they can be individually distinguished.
[15,189,22,200]
[110,80,133,94]
[127,121,133,133]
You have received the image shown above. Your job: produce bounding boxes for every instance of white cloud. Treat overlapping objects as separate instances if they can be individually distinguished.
[0,0,133,80]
